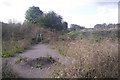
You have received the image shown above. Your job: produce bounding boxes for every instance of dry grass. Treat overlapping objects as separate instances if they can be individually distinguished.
[67,38,118,78]
[51,30,118,78]
[2,59,18,78]
[2,38,32,57]
[2,22,43,57]
[2,22,119,78]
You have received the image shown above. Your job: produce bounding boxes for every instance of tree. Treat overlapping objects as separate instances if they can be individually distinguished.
[25,7,68,31]
[70,24,85,31]
[94,24,102,28]
[94,23,107,29]
[62,21,68,30]
[38,11,66,31]
[25,6,43,23]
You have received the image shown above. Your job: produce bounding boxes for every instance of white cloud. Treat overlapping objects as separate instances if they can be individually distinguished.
[95,3,118,24]
[0,0,118,28]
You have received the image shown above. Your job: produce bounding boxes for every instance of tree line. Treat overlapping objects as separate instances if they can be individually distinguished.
[25,6,68,31]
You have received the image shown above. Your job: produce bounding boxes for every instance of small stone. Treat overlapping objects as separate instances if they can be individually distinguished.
[94,76,97,78]
[60,73,63,76]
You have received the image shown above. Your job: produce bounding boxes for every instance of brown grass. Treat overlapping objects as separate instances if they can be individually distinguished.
[2,22,119,78]
[51,33,118,78]
[2,22,43,57]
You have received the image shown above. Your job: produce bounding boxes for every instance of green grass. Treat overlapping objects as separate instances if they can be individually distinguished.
[67,30,104,42]
[67,31,79,38]
[2,39,31,57]
[76,29,118,42]
[2,46,23,57]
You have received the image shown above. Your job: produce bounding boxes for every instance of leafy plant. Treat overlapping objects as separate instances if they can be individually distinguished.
[67,31,79,38]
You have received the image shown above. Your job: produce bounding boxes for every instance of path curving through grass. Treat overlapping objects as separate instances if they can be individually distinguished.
[4,43,73,78]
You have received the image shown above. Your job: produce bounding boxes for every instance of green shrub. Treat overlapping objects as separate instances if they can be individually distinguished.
[67,31,79,38]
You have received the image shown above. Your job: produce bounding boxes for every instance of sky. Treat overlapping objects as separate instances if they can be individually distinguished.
[0,0,119,28]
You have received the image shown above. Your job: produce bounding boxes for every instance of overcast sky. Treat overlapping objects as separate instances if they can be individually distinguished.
[0,0,119,28]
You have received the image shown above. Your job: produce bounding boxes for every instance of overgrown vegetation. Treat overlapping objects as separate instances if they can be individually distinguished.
[2,59,18,78]
[50,29,119,78]
[67,31,79,39]
[2,22,39,57]
[2,5,119,78]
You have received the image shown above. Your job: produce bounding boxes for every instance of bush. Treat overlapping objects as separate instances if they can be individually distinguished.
[67,31,79,39]
[37,11,68,31]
